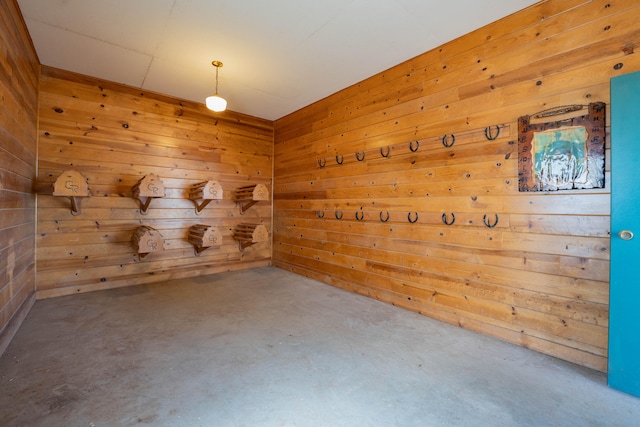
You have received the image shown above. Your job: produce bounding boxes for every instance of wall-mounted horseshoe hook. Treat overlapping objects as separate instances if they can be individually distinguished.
[380,146,391,158]
[335,210,343,220]
[409,140,420,152]
[380,211,390,222]
[442,212,455,226]
[355,210,364,221]
[483,213,499,228]
[442,134,455,148]
[318,158,326,168]
[408,212,419,223]
[355,151,365,161]
[335,155,344,165]
[316,210,325,219]
[484,125,500,140]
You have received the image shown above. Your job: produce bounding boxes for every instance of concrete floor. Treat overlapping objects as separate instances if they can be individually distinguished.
[1,267,639,427]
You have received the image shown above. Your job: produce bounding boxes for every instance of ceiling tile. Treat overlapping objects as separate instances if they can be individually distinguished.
[25,19,153,88]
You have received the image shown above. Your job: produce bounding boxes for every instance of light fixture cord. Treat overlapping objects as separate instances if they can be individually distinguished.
[215,66,220,94]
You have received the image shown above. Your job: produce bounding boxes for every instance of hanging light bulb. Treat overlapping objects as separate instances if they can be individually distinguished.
[206,60,227,112]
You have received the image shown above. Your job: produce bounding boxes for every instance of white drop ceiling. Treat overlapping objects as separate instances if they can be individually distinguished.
[17,0,538,121]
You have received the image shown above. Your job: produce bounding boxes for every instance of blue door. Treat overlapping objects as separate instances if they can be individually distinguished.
[609,71,640,397]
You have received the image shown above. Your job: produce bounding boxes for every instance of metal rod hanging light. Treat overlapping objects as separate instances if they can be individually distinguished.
[206,60,227,112]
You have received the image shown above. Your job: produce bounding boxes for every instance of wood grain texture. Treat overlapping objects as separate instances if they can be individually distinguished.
[36,67,273,298]
[0,0,38,351]
[273,0,640,371]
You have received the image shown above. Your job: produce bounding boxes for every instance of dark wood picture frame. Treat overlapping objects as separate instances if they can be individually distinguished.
[518,102,605,192]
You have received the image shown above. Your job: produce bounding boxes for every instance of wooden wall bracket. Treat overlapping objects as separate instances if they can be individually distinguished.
[131,225,164,260]
[233,183,269,214]
[188,224,223,256]
[132,174,165,214]
[233,223,268,250]
[188,180,223,214]
[52,170,90,216]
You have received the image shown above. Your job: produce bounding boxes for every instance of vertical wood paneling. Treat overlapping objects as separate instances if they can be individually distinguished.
[273,0,640,371]
[36,67,273,298]
[0,0,39,353]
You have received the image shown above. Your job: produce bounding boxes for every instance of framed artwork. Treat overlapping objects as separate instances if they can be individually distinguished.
[518,102,605,192]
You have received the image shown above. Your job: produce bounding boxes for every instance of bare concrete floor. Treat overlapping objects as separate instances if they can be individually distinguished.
[1,266,639,426]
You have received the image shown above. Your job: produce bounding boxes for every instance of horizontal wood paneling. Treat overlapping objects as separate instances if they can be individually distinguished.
[0,0,38,354]
[273,0,640,371]
[37,67,273,298]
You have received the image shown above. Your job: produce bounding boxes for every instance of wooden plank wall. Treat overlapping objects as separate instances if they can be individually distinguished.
[36,67,273,299]
[0,0,39,352]
[273,0,640,371]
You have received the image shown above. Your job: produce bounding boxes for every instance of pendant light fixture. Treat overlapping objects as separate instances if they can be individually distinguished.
[206,60,227,112]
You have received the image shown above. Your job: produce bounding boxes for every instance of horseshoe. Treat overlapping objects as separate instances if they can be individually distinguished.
[485,125,501,140]
[335,155,344,165]
[379,211,390,222]
[442,212,455,226]
[335,210,343,220]
[316,210,325,219]
[409,140,420,152]
[483,213,499,228]
[355,151,365,161]
[380,146,390,158]
[355,210,364,221]
[442,134,455,148]
[318,158,326,168]
[408,212,419,223]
